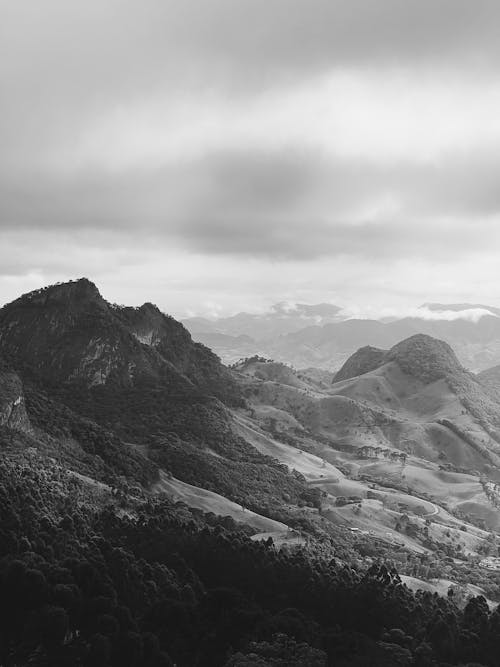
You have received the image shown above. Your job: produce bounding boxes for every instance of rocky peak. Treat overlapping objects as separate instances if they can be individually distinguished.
[0,278,242,405]
[9,278,104,311]
[114,301,187,349]
[0,361,32,433]
[0,278,122,386]
[138,302,162,315]
[114,300,241,404]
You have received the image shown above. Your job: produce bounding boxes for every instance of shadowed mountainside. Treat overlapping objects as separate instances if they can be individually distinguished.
[0,279,318,518]
[0,278,240,404]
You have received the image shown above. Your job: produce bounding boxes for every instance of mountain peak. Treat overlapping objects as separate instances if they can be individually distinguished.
[0,278,241,405]
[333,345,387,382]
[386,333,463,383]
[138,301,162,314]
[11,277,104,310]
[334,334,464,385]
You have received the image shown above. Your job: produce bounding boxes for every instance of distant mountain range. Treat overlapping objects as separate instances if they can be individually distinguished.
[184,301,345,338]
[183,302,500,372]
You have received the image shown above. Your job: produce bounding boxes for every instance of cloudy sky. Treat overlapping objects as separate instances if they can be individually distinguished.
[2,0,500,317]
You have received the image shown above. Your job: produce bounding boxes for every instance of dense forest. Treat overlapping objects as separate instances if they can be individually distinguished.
[2,438,500,667]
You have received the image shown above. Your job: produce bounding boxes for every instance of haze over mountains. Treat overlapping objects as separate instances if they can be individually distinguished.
[184,302,500,372]
[5,279,500,664]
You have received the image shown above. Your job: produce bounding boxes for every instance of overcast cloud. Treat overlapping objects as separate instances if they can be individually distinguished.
[2,0,500,315]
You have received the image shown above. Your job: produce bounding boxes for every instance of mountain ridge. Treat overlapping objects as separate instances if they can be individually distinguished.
[186,304,500,372]
[0,279,320,519]
[334,334,465,385]
[0,277,241,405]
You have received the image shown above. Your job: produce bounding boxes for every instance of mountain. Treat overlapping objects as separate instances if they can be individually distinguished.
[185,302,500,372]
[183,301,345,340]
[383,334,465,384]
[0,278,239,402]
[266,313,500,373]
[0,279,322,513]
[334,333,467,385]
[4,282,500,665]
[333,345,387,382]
[333,334,500,447]
[237,334,500,537]
[182,302,348,366]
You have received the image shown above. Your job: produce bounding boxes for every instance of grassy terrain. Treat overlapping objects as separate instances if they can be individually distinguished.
[235,345,500,562]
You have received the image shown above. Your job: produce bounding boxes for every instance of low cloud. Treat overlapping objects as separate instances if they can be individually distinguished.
[414,307,499,322]
[341,305,499,323]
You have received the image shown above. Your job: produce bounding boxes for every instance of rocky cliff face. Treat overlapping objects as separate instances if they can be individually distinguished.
[0,362,31,433]
[115,301,240,404]
[0,278,131,386]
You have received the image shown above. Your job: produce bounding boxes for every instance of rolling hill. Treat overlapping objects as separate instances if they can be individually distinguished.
[234,336,500,536]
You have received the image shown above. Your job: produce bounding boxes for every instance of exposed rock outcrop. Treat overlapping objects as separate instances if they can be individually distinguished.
[0,363,31,433]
